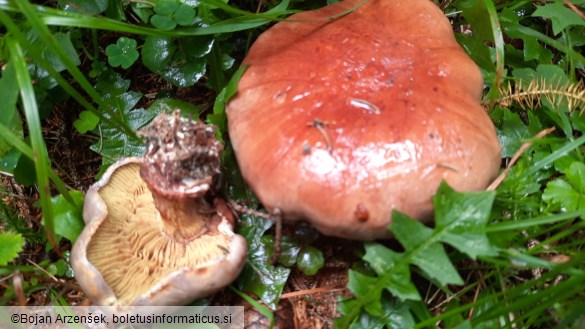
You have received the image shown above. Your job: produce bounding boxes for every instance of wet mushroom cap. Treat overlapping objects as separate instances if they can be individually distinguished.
[72,158,247,305]
[226,0,501,239]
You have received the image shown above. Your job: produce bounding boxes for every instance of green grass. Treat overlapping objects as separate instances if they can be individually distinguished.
[0,0,584,328]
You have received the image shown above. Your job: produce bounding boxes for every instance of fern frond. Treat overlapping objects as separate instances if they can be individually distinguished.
[496,78,585,113]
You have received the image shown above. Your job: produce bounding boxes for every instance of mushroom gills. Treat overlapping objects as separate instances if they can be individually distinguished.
[85,162,234,305]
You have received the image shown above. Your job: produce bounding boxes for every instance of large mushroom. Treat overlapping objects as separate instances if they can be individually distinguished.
[226,0,501,240]
[72,111,247,305]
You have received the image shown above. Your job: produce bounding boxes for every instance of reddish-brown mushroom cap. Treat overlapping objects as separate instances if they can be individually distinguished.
[227,0,501,240]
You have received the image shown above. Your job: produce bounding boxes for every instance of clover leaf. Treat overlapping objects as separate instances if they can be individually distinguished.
[105,37,139,69]
[73,110,100,134]
[151,1,196,31]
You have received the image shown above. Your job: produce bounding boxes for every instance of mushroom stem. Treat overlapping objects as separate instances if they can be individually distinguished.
[150,191,210,240]
[137,110,224,240]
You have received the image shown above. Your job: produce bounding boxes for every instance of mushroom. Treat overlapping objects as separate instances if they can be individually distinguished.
[226,0,501,240]
[72,111,247,305]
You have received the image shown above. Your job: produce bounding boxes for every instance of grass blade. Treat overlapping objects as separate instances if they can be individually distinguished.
[5,38,57,247]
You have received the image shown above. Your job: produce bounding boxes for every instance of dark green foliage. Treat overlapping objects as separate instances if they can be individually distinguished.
[237,214,291,309]
[337,183,497,327]
[105,37,139,69]
[141,36,211,87]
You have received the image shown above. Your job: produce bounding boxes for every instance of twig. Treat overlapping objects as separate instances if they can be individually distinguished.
[27,259,62,283]
[281,287,346,300]
[13,271,26,306]
[564,0,585,21]
[468,270,485,320]
[228,200,272,220]
[487,127,556,191]
[307,118,335,153]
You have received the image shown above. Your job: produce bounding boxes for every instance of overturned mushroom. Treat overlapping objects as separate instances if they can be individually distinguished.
[72,111,247,306]
[227,0,501,240]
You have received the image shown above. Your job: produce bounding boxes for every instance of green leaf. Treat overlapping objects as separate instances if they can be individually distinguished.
[160,57,206,87]
[296,246,324,276]
[90,105,152,176]
[173,4,196,26]
[275,237,301,267]
[150,1,196,30]
[0,232,24,266]
[59,0,108,15]
[494,108,530,158]
[543,162,585,211]
[46,258,73,277]
[501,8,554,64]
[379,297,416,329]
[237,214,290,309]
[147,97,205,117]
[73,111,100,134]
[89,60,108,78]
[345,296,415,329]
[0,112,23,174]
[13,154,37,186]
[391,212,464,286]
[183,36,214,58]
[511,65,574,130]
[339,181,498,327]
[42,32,81,73]
[105,0,125,20]
[457,0,504,101]
[89,73,149,175]
[532,0,585,35]
[46,191,84,243]
[151,14,176,31]
[105,37,139,69]
[348,311,385,329]
[209,65,248,136]
[565,161,585,192]
[433,182,498,259]
[141,36,207,87]
[142,37,177,72]
[95,70,131,95]
[154,1,177,16]
[363,243,421,301]
[130,2,154,23]
[0,62,19,126]
[456,33,495,72]
[458,0,495,42]
[0,148,22,173]
[347,270,384,316]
